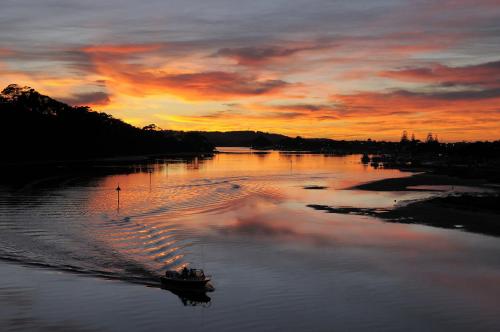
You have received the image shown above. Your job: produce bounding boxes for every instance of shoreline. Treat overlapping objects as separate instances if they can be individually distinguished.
[310,172,500,237]
[309,194,500,237]
[0,150,215,168]
[349,172,493,191]
[0,151,215,186]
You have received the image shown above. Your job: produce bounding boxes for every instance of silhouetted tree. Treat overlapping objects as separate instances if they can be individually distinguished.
[143,124,161,131]
[426,133,434,143]
[0,84,214,161]
[401,130,409,143]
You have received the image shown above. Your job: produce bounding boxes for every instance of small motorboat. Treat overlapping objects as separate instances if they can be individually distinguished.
[160,267,212,290]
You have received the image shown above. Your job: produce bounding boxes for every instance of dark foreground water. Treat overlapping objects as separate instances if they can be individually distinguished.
[1,148,499,331]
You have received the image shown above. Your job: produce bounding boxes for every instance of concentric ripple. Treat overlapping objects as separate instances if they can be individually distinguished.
[0,171,286,284]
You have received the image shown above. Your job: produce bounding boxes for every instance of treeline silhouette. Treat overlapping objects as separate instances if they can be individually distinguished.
[220,130,500,164]
[395,130,500,164]
[200,130,500,182]
[2,84,498,174]
[359,131,500,182]
[0,84,214,162]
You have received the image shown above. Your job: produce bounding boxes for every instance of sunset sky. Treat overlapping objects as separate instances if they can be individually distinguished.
[1,0,499,141]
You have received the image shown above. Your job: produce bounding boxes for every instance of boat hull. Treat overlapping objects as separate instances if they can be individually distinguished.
[160,276,211,289]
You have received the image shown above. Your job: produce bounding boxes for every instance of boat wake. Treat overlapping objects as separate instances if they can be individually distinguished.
[0,173,284,287]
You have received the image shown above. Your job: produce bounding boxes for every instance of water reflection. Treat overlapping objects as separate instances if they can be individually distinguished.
[1,149,500,330]
[0,149,453,282]
[161,285,212,307]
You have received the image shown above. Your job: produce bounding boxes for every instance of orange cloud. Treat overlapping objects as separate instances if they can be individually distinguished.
[0,48,14,56]
[214,41,332,66]
[248,103,340,121]
[3,36,499,141]
[380,61,500,88]
[110,69,289,100]
[334,89,500,114]
[61,91,111,106]
[82,43,163,54]
[83,46,291,100]
[327,88,500,140]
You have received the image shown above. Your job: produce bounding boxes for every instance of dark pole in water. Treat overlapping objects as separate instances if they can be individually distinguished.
[116,184,121,212]
[149,169,153,192]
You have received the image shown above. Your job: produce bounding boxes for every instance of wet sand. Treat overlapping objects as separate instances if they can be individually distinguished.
[310,194,500,237]
[310,173,500,237]
[350,173,492,191]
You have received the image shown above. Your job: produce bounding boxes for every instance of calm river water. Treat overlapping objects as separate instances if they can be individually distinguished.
[1,148,499,331]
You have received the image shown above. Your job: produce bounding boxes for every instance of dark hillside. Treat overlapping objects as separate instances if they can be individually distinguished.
[194,131,288,147]
[0,84,214,161]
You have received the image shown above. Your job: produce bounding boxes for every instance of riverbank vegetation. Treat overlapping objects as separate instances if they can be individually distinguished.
[0,85,214,162]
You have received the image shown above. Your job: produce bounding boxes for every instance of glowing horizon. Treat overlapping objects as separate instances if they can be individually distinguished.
[1,0,499,141]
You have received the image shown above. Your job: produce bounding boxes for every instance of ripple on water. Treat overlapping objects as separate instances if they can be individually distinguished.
[1,154,500,331]
[0,174,284,284]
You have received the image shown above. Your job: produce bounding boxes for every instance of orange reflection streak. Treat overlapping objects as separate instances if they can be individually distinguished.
[79,151,493,282]
[82,153,412,272]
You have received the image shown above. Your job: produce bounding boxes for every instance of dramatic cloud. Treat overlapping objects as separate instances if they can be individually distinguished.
[77,42,293,100]
[155,72,289,99]
[61,91,111,106]
[184,103,342,121]
[214,42,330,66]
[334,89,500,114]
[82,44,164,54]
[99,68,290,100]
[329,89,500,140]
[0,48,14,56]
[253,103,341,120]
[380,61,500,88]
[1,0,500,140]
